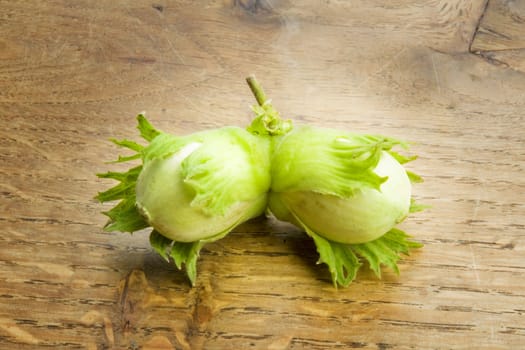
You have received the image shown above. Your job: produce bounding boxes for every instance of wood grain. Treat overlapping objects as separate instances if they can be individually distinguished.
[1,1,524,349]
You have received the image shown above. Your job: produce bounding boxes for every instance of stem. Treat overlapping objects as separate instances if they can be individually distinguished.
[245,75,293,136]
[246,75,267,106]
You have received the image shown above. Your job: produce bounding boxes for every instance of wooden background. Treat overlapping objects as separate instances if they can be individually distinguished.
[1,0,524,349]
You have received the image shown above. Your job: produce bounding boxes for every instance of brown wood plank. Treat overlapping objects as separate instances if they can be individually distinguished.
[1,1,524,349]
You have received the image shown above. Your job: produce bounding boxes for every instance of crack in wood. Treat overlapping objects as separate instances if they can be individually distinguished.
[380,318,476,332]
[477,26,514,41]
[468,0,525,71]
[474,50,510,67]
[185,280,214,349]
[468,0,490,53]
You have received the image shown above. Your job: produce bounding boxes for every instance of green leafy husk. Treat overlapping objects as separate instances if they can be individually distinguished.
[307,226,423,287]
[270,126,412,198]
[96,114,236,286]
[97,77,426,288]
[95,116,152,233]
[149,230,203,285]
[246,76,425,287]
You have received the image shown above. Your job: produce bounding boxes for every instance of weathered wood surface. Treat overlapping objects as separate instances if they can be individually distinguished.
[1,1,524,349]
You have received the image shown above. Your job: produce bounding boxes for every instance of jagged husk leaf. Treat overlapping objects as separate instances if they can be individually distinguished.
[271,126,415,198]
[96,114,222,285]
[306,226,423,287]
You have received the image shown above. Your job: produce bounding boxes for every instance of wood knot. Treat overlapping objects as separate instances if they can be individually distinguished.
[152,4,164,13]
[234,0,273,14]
